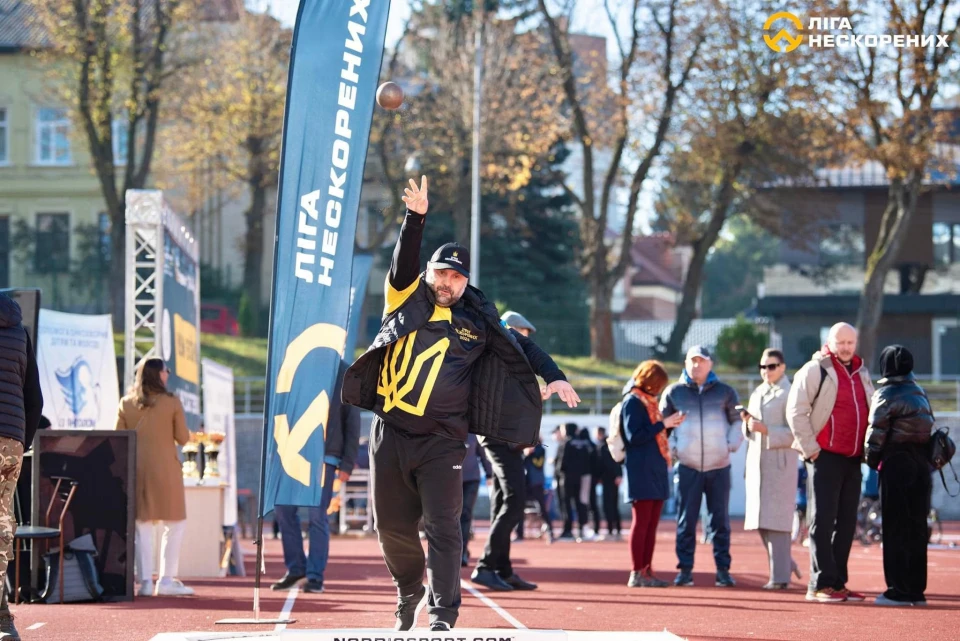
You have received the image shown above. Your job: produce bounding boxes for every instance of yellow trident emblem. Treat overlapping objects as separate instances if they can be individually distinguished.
[764,12,803,53]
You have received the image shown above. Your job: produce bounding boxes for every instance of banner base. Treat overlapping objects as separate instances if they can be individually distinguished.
[215,618,296,625]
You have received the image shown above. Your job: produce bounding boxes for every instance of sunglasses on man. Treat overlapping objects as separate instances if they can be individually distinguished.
[758,363,782,371]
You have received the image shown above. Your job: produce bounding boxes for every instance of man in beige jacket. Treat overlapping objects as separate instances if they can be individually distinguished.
[786,323,874,604]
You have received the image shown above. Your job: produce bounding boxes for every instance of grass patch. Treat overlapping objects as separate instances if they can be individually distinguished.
[114,333,270,378]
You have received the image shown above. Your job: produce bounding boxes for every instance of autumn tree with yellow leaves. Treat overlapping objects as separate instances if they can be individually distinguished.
[25,0,196,329]
[157,9,289,336]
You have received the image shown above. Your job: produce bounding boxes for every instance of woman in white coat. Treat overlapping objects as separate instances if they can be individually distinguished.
[740,348,801,589]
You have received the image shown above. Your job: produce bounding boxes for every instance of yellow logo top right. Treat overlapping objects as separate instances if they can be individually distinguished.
[764,11,804,52]
[764,12,950,53]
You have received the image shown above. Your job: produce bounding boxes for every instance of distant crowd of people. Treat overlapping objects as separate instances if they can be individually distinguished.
[610,323,936,607]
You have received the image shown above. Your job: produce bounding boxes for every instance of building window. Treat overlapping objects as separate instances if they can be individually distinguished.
[0,108,8,165]
[933,222,960,266]
[819,223,865,266]
[35,108,71,165]
[35,213,70,273]
[112,118,128,166]
[0,217,8,288]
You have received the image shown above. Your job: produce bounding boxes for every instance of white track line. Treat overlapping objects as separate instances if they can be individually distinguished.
[461,579,526,629]
[26,622,45,630]
[275,586,300,632]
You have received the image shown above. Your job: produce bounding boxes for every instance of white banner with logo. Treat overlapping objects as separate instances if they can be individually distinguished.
[201,358,237,526]
[37,310,120,430]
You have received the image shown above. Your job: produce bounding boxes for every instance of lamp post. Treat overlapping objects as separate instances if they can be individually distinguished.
[470,11,482,287]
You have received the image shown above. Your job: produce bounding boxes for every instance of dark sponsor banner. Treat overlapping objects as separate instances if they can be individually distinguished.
[161,229,201,431]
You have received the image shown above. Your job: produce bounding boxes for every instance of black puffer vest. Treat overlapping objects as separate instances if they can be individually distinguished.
[0,296,28,443]
[342,278,543,446]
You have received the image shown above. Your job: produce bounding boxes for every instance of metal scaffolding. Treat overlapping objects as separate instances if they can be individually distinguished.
[123,190,198,390]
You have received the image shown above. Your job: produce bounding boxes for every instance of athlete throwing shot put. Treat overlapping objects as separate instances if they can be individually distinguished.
[343,176,580,631]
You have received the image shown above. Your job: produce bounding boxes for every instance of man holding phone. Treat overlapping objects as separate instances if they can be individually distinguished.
[660,346,742,588]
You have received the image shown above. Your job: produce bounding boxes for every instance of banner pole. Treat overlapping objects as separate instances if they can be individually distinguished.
[215,422,293,625]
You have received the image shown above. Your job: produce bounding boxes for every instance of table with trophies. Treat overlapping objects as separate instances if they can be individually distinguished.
[175,432,227,578]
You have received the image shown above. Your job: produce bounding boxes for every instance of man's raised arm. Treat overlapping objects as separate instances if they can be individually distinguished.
[384,176,429,315]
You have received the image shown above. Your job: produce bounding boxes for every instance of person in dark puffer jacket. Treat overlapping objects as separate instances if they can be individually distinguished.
[864,345,933,607]
[0,293,43,641]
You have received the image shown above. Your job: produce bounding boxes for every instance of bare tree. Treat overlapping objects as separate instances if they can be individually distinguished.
[829,1,960,364]
[536,0,706,359]
[655,0,838,361]
[367,4,569,250]
[157,9,289,335]
[27,0,195,330]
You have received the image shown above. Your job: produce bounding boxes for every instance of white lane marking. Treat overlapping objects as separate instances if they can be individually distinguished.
[26,622,46,630]
[275,586,300,632]
[461,579,526,629]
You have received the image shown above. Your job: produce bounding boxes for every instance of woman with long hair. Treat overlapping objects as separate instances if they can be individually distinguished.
[623,360,685,587]
[115,358,192,597]
[741,348,801,589]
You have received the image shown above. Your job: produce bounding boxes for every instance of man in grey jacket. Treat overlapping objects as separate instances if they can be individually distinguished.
[271,359,361,594]
[661,346,742,588]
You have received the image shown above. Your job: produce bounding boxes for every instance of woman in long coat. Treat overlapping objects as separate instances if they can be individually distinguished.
[115,358,193,597]
[741,348,801,589]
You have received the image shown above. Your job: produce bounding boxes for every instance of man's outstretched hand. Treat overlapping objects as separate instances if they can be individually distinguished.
[543,380,581,408]
[402,175,429,214]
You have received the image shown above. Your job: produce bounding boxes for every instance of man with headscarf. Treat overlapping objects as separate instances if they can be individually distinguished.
[786,323,874,604]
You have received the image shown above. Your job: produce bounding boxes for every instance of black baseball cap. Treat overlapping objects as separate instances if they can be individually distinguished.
[427,242,470,278]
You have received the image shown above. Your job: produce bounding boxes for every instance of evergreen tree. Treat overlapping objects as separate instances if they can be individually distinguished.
[411,141,588,355]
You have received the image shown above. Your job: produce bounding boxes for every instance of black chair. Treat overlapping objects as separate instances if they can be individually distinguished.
[11,477,77,604]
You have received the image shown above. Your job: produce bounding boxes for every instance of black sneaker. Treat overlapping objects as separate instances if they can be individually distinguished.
[430,621,453,631]
[0,613,19,641]
[675,570,694,587]
[461,552,469,568]
[501,573,537,590]
[394,585,428,631]
[271,573,305,590]
[303,579,324,593]
[470,568,514,591]
[715,569,736,587]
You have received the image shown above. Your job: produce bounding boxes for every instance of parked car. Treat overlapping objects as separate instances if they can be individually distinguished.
[201,303,239,336]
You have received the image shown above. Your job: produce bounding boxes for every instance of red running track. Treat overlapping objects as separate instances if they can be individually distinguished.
[8,520,960,640]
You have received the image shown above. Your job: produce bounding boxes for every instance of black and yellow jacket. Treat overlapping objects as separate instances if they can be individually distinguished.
[341,211,565,445]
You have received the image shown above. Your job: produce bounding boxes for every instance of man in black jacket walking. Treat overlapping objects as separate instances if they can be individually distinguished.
[0,293,43,641]
[471,310,561,592]
[342,177,579,631]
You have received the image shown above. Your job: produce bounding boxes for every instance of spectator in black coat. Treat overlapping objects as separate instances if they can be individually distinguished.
[554,423,591,540]
[864,345,933,607]
[577,428,602,536]
[595,426,623,539]
[461,434,492,567]
[514,437,553,542]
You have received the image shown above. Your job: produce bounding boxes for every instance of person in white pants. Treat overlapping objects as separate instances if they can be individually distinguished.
[115,358,194,597]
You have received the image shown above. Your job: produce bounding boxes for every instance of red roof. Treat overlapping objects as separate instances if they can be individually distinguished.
[628,233,682,290]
